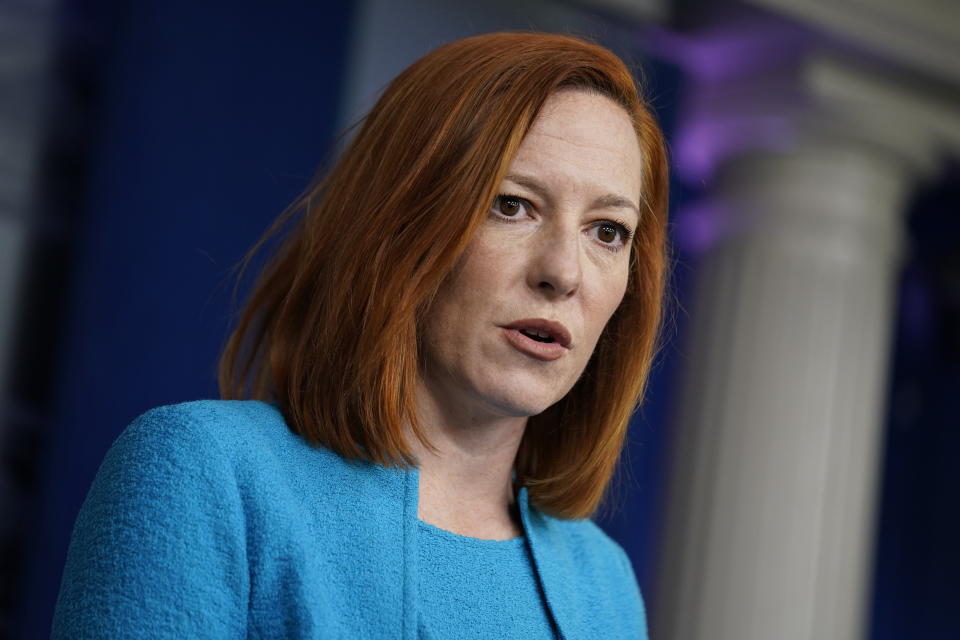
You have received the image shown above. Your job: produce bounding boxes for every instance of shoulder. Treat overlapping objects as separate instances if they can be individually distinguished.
[523,500,648,638]
[99,400,287,492]
[55,400,413,638]
[115,399,341,478]
[120,398,286,452]
[110,399,404,517]
[75,400,289,534]
[53,401,272,637]
[535,511,639,586]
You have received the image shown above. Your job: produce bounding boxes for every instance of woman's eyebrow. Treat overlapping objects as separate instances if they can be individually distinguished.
[504,173,639,217]
[594,194,640,217]
[504,173,551,199]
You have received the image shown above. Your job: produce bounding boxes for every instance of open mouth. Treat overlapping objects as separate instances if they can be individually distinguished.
[519,329,555,344]
[504,319,571,348]
[500,318,572,361]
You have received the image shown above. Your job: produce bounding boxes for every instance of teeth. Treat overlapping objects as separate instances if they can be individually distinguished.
[520,328,553,341]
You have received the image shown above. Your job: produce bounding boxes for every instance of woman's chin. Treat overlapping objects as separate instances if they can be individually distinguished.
[477,386,567,420]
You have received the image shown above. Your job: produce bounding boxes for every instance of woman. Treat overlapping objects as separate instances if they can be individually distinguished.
[52,32,668,639]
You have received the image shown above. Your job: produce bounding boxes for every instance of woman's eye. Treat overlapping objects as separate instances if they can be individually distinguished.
[493,195,526,217]
[597,223,619,243]
[592,221,632,248]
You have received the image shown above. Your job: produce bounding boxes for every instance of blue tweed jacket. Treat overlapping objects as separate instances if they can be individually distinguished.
[52,400,648,639]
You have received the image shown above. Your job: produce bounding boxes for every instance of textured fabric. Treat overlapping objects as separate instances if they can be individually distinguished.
[52,400,648,639]
[416,520,555,639]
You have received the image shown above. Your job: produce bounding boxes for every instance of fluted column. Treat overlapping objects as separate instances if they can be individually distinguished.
[646,0,960,621]
[655,139,909,639]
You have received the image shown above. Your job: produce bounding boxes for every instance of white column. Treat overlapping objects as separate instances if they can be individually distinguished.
[655,140,909,639]
[652,31,960,634]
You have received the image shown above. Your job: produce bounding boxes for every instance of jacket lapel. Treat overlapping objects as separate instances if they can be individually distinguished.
[400,467,420,640]
[519,487,575,639]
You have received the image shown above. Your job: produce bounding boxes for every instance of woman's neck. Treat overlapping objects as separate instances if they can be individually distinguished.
[409,382,528,541]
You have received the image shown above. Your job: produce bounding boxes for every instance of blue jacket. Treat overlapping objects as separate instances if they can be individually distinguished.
[52,400,648,639]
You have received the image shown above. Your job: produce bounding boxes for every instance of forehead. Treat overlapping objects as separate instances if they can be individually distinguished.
[510,90,643,213]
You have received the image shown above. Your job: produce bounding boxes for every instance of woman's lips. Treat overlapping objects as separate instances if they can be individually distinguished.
[500,319,572,361]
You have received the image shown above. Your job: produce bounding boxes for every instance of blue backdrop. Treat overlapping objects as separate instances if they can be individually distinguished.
[17,2,354,636]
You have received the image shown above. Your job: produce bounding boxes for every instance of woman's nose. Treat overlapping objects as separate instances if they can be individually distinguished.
[527,223,582,298]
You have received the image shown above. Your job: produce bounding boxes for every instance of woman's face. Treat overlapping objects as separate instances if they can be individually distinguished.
[420,89,643,420]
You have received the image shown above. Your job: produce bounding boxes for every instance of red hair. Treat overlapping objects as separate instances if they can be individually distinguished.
[219,32,669,519]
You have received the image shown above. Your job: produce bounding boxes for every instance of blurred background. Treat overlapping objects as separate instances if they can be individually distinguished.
[2,0,957,638]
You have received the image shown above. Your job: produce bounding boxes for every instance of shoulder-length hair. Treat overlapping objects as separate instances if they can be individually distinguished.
[219,32,669,519]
